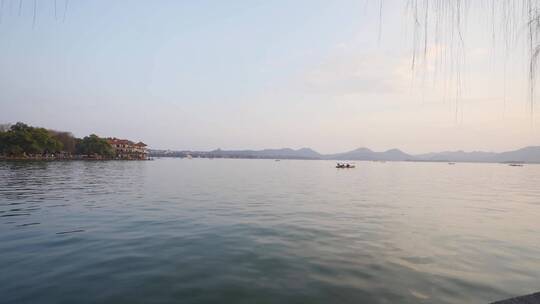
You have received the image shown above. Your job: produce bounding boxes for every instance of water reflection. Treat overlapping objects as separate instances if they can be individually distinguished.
[0,160,146,224]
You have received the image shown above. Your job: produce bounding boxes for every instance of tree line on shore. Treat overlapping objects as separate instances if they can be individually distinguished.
[0,122,114,158]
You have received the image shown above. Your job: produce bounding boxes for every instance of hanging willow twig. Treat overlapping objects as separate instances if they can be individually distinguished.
[31,0,36,28]
[405,0,539,117]
[63,0,68,22]
[0,0,4,24]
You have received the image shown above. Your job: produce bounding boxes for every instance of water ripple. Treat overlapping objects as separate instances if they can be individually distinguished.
[0,160,539,304]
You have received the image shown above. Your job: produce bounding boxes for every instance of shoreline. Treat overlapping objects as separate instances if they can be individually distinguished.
[150,156,539,165]
[1,156,537,165]
[0,156,151,161]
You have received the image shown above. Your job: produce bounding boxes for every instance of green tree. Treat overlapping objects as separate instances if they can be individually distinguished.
[76,134,114,157]
[0,122,63,156]
[0,131,7,154]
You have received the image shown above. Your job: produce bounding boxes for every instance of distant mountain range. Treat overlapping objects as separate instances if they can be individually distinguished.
[326,148,412,161]
[149,146,540,163]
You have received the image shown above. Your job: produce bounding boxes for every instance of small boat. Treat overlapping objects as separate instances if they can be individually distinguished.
[508,163,524,167]
[336,162,355,168]
[448,162,455,165]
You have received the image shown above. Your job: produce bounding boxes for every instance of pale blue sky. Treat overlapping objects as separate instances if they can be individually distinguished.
[0,0,538,153]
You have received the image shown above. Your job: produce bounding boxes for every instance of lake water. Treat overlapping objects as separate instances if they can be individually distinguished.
[1,159,539,304]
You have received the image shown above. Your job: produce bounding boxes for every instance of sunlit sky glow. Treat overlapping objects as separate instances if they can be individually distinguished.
[0,0,538,153]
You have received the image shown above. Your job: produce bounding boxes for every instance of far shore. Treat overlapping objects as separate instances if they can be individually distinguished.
[148,156,540,165]
[2,155,538,165]
[0,156,151,161]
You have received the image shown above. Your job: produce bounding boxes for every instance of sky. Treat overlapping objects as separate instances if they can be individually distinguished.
[0,0,538,154]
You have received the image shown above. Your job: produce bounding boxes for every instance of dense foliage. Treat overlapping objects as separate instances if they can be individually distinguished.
[75,134,114,157]
[0,123,63,156]
[0,122,114,158]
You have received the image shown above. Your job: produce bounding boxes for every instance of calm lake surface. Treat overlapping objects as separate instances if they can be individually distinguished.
[1,159,539,304]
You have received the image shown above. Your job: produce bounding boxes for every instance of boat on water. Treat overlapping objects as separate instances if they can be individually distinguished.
[508,163,524,167]
[336,162,355,168]
[448,162,456,165]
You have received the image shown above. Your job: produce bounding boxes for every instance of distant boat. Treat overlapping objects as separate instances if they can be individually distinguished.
[448,162,456,165]
[336,162,355,168]
[508,163,524,167]
[275,159,281,162]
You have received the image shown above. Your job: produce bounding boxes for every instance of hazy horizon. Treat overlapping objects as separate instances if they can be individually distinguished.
[1,1,539,154]
[148,144,539,156]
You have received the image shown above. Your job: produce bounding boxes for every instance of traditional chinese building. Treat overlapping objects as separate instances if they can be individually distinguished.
[107,138,148,160]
